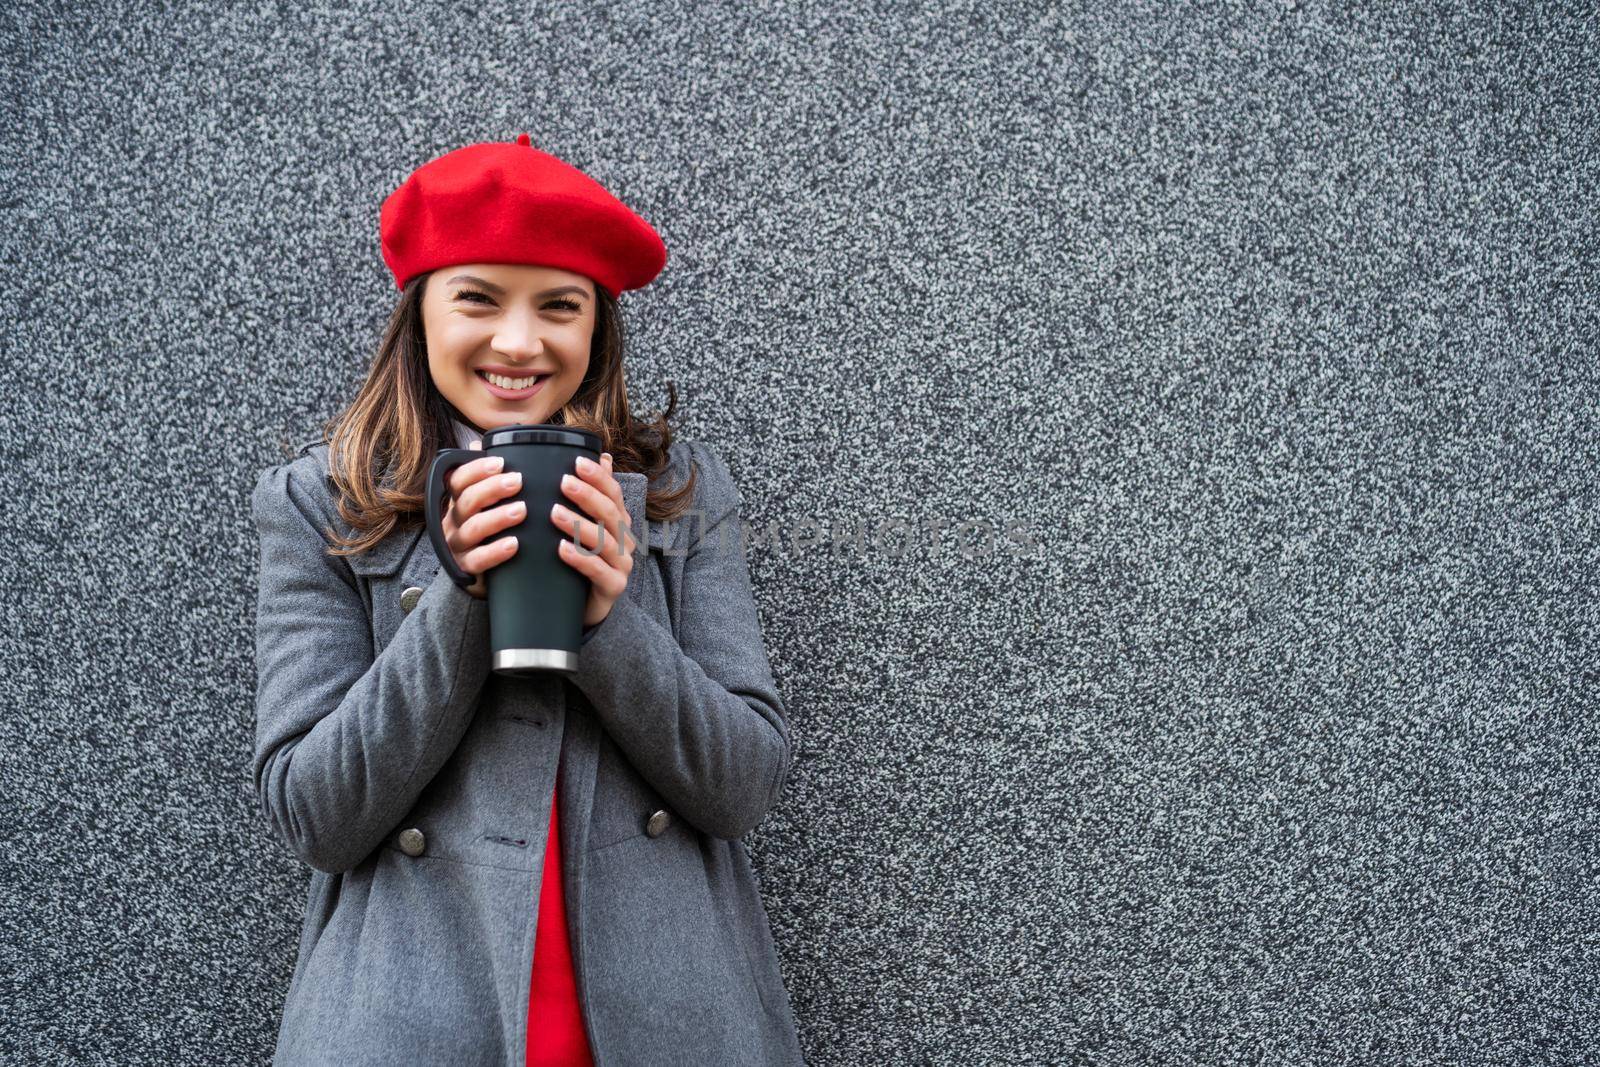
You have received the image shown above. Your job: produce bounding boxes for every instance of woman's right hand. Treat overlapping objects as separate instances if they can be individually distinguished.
[441,443,525,600]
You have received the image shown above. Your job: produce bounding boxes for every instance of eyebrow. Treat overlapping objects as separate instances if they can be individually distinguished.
[444,274,591,300]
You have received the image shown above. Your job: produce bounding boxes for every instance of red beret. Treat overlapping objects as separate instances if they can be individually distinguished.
[379,134,667,298]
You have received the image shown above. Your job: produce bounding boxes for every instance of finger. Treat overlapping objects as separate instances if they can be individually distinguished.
[554,489,638,559]
[557,537,629,598]
[554,504,637,563]
[561,471,631,546]
[598,454,637,551]
[578,456,631,529]
[455,497,528,553]
[457,468,522,526]
[445,454,506,501]
[461,534,518,575]
[448,477,522,553]
[572,500,637,559]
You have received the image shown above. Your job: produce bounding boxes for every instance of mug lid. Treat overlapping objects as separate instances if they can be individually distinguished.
[479,423,600,452]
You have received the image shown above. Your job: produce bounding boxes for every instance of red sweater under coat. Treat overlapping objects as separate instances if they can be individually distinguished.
[526,764,595,1066]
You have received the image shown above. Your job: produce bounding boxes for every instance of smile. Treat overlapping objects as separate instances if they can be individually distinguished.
[477,370,548,399]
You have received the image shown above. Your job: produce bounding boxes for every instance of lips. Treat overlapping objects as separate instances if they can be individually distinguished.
[476,369,548,400]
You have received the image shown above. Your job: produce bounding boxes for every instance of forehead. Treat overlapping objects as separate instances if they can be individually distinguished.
[440,263,595,294]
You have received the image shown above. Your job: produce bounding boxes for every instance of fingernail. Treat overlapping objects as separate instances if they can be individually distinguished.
[562,474,576,489]
[503,473,521,489]
[489,456,504,470]
[577,456,596,473]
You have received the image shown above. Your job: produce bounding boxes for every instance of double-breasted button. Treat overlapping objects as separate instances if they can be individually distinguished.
[645,809,672,838]
[397,827,426,856]
[400,586,425,613]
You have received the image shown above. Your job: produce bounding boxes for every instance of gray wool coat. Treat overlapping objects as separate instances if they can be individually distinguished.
[249,435,805,1066]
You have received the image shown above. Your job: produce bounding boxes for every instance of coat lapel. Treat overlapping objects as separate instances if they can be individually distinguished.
[560,469,648,926]
[557,678,599,933]
[347,520,426,577]
[614,469,695,559]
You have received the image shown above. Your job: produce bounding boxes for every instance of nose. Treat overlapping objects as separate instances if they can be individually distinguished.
[489,310,546,362]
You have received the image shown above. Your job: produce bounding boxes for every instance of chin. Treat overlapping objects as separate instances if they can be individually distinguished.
[483,410,546,428]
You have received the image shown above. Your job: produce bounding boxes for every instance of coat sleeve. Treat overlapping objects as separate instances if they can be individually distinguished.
[249,458,494,874]
[567,442,792,841]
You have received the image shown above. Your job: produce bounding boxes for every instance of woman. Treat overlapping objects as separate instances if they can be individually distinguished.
[250,134,804,1066]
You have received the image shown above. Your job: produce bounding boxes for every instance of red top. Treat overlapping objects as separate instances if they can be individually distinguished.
[526,765,595,1066]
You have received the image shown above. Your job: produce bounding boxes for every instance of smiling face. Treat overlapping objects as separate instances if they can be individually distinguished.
[420,262,598,430]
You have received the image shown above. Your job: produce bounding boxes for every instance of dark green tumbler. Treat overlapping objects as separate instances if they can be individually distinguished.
[424,422,600,675]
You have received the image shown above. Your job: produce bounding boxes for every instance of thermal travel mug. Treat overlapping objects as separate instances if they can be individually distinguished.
[424,422,600,674]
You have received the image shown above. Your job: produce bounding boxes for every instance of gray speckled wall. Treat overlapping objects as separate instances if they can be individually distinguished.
[3,1,1595,1063]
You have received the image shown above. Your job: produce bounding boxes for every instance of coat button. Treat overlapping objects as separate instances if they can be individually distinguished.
[397,827,426,856]
[645,809,672,838]
[400,586,425,613]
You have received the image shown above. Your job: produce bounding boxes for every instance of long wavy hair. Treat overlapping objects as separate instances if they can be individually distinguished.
[305,271,697,558]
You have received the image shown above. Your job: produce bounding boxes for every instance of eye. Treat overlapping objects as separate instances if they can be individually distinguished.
[453,289,494,305]
[548,298,581,312]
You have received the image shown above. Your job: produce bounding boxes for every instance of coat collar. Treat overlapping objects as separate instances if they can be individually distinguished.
[343,470,655,577]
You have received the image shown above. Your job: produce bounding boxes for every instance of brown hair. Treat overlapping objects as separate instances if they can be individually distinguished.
[303,271,696,558]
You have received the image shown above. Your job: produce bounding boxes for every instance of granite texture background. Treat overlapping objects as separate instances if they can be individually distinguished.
[3,1,1596,1063]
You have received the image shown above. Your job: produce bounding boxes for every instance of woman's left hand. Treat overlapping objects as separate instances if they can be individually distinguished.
[551,451,638,628]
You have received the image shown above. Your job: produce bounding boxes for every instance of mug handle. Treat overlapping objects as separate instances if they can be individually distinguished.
[425,448,484,589]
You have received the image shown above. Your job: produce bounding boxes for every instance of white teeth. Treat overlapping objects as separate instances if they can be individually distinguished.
[483,372,542,390]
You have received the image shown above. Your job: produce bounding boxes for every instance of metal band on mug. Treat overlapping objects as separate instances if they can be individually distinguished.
[493,648,579,674]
